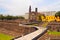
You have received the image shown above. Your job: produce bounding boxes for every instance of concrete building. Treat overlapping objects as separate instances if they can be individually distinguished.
[42,11,56,16]
[22,13,29,19]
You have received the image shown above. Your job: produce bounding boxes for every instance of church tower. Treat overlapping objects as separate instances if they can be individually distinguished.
[35,8,38,13]
[29,5,32,21]
[29,5,31,13]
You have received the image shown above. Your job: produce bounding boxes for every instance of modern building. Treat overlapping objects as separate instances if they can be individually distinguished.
[42,11,56,16]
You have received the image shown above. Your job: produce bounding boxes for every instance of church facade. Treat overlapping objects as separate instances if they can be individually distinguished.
[29,6,44,22]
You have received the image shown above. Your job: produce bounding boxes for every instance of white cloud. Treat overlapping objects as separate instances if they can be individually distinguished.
[0,0,60,15]
[39,1,60,11]
[0,0,32,16]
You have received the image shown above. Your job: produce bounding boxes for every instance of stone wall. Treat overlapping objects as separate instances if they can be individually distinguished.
[47,21,60,32]
[0,21,36,37]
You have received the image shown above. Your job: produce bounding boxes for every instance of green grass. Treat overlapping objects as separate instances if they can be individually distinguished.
[48,31,60,35]
[0,33,13,40]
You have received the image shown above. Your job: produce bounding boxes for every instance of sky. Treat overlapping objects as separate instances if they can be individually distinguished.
[0,0,60,16]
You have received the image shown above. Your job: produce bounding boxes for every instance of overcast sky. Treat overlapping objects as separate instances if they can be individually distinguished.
[0,0,60,16]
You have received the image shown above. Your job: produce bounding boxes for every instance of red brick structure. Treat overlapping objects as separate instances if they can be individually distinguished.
[29,6,38,22]
[29,6,45,22]
[47,21,60,32]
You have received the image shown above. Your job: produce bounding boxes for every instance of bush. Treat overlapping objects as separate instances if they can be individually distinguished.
[55,11,60,17]
[0,14,25,20]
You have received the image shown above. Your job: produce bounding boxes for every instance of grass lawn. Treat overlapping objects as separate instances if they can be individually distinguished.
[0,33,13,40]
[48,31,60,36]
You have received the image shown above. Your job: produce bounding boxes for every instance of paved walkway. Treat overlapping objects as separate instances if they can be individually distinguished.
[14,24,47,40]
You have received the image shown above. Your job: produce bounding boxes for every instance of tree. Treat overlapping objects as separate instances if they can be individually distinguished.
[39,15,42,21]
[0,14,4,20]
[18,16,25,19]
[6,15,13,20]
[0,14,25,20]
[55,11,60,17]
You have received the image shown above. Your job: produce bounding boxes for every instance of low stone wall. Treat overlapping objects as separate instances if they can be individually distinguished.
[0,21,36,37]
[47,21,60,32]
